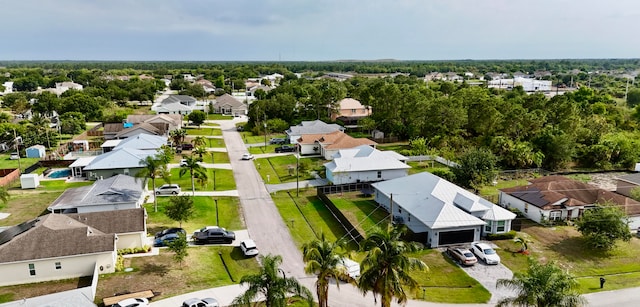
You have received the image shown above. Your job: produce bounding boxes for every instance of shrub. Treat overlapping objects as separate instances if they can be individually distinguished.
[486,230,516,240]
[115,255,125,272]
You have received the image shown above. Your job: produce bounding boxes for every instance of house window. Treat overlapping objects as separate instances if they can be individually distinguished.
[377,171,382,178]
[524,203,529,213]
[398,207,402,214]
[55,262,62,270]
[351,109,356,114]
[550,211,562,221]
[28,263,36,276]
[485,221,492,232]
[497,221,506,232]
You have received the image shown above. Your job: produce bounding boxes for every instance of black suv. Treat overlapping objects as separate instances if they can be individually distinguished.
[275,145,296,153]
[269,138,286,145]
[192,226,235,245]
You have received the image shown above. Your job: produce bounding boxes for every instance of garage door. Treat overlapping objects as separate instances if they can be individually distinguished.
[438,229,475,246]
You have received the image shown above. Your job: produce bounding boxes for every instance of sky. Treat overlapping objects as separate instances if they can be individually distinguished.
[1,0,639,61]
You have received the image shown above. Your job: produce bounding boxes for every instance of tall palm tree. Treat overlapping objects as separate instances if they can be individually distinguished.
[193,146,207,161]
[191,135,207,148]
[136,155,167,212]
[358,224,428,307]
[496,259,586,307]
[233,254,313,307]
[178,155,207,195]
[170,128,187,148]
[303,233,354,307]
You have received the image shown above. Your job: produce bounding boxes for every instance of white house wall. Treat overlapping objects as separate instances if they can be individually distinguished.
[499,192,542,223]
[77,203,139,214]
[116,232,147,250]
[299,143,319,155]
[0,252,115,287]
[329,169,408,185]
[323,149,339,160]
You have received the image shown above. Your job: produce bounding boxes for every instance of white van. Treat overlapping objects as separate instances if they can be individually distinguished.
[338,258,360,281]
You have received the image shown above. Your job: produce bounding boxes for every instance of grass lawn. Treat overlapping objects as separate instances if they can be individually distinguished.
[409,250,491,303]
[376,143,410,152]
[0,155,41,172]
[254,156,321,184]
[0,276,93,303]
[145,196,243,232]
[407,161,450,175]
[240,132,287,144]
[95,247,261,303]
[328,192,388,236]
[248,144,279,154]
[185,127,222,136]
[177,152,230,164]
[0,180,94,226]
[206,114,234,120]
[478,178,530,198]
[493,225,640,294]
[156,168,236,191]
[207,138,226,148]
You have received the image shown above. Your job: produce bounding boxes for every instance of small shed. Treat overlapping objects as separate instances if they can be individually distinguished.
[25,145,46,158]
[20,173,40,189]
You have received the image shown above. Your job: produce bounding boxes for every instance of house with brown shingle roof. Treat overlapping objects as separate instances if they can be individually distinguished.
[297,130,377,160]
[67,208,148,250]
[212,94,247,116]
[0,214,117,287]
[499,175,640,227]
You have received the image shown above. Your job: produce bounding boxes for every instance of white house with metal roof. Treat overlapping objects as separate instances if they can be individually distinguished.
[47,175,145,214]
[82,148,157,180]
[371,172,516,248]
[324,145,410,184]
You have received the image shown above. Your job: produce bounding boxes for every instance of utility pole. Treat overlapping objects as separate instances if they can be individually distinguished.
[296,145,300,197]
[215,198,219,226]
[263,113,267,150]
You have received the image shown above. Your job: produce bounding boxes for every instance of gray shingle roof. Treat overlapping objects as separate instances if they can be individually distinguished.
[286,120,344,135]
[48,175,144,211]
[67,208,146,234]
[0,214,115,263]
[214,94,246,108]
[160,95,196,104]
[617,173,640,185]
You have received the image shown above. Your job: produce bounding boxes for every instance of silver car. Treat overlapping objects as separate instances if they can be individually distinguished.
[182,297,219,307]
[155,184,181,195]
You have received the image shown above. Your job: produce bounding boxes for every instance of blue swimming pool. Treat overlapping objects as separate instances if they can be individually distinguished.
[48,169,71,178]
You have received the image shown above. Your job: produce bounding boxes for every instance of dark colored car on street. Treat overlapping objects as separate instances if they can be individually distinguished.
[275,145,296,153]
[154,227,186,239]
[181,143,194,150]
[154,233,182,247]
[192,226,235,245]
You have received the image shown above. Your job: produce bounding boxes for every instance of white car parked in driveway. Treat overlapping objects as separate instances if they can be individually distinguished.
[240,239,259,257]
[112,298,149,307]
[471,242,501,265]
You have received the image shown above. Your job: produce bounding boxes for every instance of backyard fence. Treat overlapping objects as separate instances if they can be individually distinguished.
[406,155,460,168]
[316,183,375,245]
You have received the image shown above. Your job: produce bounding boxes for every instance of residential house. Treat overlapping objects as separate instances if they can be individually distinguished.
[126,114,183,133]
[114,122,161,139]
[372,172,516,248]
[297,131,377,160]
[82,148,157,180]
[54,82,83,96]
[0,81,13,95]
[324,145,410,184]
[112,133,167,151]
[195,79,216,93]
[500,176,640,228]
[48,174,145,214]
[616,173,640,198]
[330,98,372,125]
[103,114,181,140]
[0,214,116,287]
[68,208,147,249]
[155,94,197,115]
[212,94,248,116]
[322,73,353,81]
[285,120,344,145]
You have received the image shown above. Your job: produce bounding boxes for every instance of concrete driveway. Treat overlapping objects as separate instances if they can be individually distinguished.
[460,261,515,304]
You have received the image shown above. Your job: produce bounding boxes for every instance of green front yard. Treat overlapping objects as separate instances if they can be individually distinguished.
[185,127,222,136]
[206,114,234,120]
[254,156,323,184]
[154,168,236,191]
[145,196,243,232]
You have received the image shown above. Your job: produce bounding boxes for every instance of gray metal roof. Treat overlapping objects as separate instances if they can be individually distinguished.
[325,145,410,173]
[83,148,156,170]
[114,133,167,150]
[48,175,144,211]
[372,172,513,229]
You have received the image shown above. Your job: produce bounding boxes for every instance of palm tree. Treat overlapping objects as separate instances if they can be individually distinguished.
[303,233,354,307]
[232,254,313,307]
[136,155,167,212]
[358,224,428,307]
[0,186,10,204]
[193,146,207,161]
[178,155,207,195]
[170,128,187,148]
[497,259,586,307]
[192,135,207,148]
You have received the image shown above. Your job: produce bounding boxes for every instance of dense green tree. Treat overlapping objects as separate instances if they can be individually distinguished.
[302,234,352,307]
[0,187,10,204]
[628,88,640,107]
[358,224,427,307]
[453,147,498,190]
[187,110,206,127]
[233,254,313,307]
[497,258,585,307]
[165,195,194,228]
[59,112,86,134]
[576,205,632,250]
